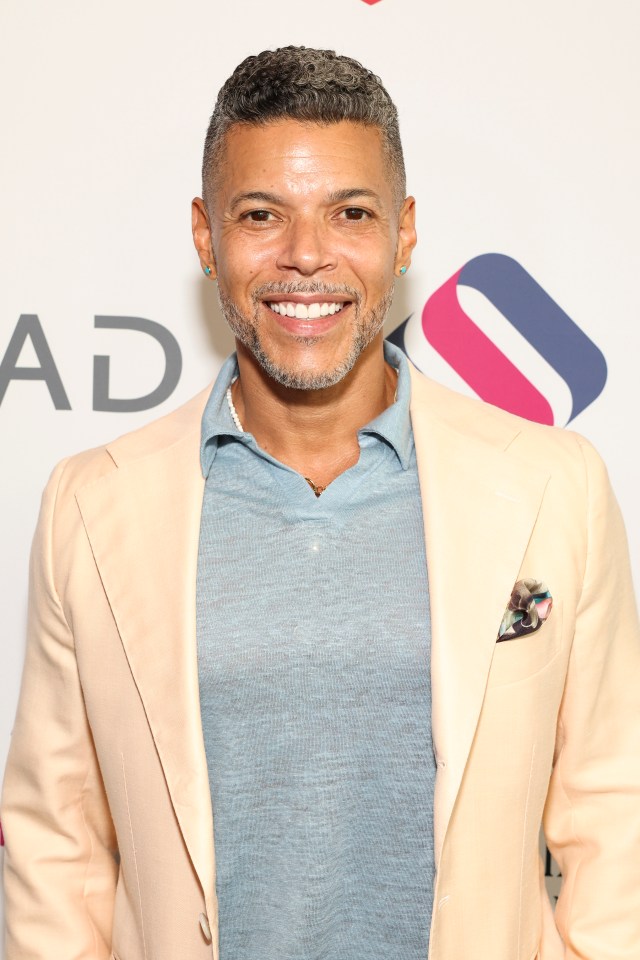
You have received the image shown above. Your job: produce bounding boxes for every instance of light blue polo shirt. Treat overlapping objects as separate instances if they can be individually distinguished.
[197,341,436,959]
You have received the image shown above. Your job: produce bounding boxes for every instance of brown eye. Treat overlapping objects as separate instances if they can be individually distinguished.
[341,207,369,221]
[245,210,273,222]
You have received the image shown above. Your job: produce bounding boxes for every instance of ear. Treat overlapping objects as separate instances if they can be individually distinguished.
[394,196,417,275]
[191,197,217,279]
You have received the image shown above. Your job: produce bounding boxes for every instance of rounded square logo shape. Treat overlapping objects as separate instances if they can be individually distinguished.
[390,254,607,426]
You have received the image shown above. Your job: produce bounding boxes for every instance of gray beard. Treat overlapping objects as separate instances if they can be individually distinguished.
[215,279,395,390]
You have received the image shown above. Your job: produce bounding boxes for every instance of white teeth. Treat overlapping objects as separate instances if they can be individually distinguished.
[267,301,346,319]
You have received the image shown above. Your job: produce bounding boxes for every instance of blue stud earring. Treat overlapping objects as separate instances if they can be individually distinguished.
[203,265,212,276]
[399,265,407,275]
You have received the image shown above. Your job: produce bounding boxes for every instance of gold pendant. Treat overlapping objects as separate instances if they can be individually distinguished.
[304,477,326,497]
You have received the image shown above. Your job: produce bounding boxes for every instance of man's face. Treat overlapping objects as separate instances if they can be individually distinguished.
[193,119,415,390]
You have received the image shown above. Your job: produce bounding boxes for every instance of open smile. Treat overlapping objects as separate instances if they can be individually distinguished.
[260,296,354,336]
[266,300,348,319]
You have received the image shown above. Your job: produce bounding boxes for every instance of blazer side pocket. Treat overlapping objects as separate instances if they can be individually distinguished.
[488,600,563,688]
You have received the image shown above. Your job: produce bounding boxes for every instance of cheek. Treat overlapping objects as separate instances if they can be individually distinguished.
[346,248,394,298]
[217,245,268,296]
[335,227,395,272]
[216,226,274,273]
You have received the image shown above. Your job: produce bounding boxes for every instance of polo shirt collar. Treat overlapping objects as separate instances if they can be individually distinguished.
[358,340,413,471]
[200,339,413,478]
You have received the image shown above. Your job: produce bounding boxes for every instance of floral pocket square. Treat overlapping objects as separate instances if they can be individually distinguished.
[497,579,553,642]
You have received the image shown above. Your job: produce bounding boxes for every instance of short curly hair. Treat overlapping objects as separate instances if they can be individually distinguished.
[202,46,406,209]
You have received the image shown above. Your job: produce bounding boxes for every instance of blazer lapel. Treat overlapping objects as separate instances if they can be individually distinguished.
[409,369,550,862]
[76,413,215,919]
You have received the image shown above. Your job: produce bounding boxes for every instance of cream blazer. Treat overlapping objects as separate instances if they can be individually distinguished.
[2,366,640,960]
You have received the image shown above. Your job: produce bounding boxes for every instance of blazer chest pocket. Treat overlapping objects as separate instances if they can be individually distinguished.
[487,600,563,688]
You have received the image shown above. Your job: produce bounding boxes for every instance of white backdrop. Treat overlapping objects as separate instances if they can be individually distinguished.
[2,0,639,942]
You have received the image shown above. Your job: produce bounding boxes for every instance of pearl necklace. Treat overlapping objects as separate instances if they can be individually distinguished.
[225,377,244,433]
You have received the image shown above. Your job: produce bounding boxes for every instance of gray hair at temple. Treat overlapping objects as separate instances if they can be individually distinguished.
[202,46,406,211]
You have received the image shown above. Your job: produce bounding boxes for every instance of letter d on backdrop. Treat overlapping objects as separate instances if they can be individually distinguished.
[93,316,182,413]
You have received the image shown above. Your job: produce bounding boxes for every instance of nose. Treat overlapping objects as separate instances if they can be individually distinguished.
[275,216,336,276]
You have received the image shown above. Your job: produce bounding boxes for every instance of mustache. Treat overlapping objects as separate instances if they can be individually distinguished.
[251,280,362,303]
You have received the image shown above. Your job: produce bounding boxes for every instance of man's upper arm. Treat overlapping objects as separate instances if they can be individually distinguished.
[543,436,640,959]
[1,458,117,959]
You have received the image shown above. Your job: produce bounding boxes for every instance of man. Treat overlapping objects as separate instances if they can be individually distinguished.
[2,45,639,960]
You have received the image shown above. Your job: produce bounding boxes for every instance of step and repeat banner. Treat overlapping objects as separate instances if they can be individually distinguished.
[1,0,638,940]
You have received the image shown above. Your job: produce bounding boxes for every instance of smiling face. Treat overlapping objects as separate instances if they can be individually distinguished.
[192,119,416,390]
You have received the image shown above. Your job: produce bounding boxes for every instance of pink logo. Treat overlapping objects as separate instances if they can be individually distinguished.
[389,254,607,426]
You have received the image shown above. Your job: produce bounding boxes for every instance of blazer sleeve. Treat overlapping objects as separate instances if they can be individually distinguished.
[542,437,640,959]
[1,459,118,959]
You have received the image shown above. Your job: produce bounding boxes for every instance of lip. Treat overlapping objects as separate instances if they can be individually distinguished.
[262,299,351,336]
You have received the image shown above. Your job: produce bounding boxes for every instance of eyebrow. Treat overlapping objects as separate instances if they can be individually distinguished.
[324,188,382,208]
[229,191,284,212]
[229,187,383,212]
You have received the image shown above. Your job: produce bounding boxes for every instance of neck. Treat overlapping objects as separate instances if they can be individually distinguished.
[230,334,396,487]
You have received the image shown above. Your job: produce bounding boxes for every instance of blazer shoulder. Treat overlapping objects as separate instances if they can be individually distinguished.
[104,384,211,465]
[52,384,212,497]
[408,363,593,476]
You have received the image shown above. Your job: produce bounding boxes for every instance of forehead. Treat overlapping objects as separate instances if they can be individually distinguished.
[215,119,393,205]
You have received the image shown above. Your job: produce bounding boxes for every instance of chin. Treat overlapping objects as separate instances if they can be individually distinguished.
[252,344,361,391]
